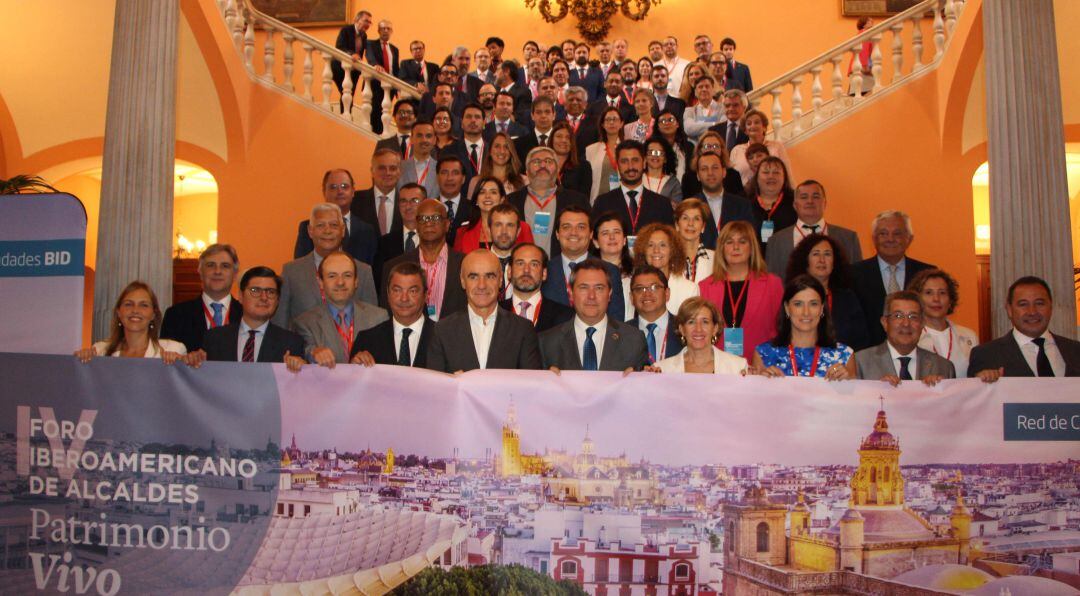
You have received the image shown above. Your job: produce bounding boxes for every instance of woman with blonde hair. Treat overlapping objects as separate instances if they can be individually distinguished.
[75,281,186,362]
[655,296,748,374]
[698,220,783,361]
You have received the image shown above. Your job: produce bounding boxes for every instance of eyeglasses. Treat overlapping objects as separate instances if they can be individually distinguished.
[631,282,666,294]
[417,214,445,223]
[247,286,279,298]
[658,117,677,124]
[646,150,664,157]
[326,183,353,191]
[886,312,923,321]
[400,197,423,205]
[701,143,722,151]
[528,157,557,166]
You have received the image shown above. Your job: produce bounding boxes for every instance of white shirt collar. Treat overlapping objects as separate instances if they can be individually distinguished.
[394,316,425,335]
[513,291,542,311]
[1012,327,1054,347]
[202,293,232,311]
[620,182,643,195]
[240,319,269,335]
[797,218,825,229]
[887,341,918,359]
[468,305,497,326]
[575,315,608,336]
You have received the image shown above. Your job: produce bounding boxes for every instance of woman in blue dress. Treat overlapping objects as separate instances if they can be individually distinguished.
[751,274,856,380]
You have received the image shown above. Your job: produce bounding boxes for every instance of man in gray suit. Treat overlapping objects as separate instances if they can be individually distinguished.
[766,180,862,278]
[426,250,542,373]
[274,203,377,329]
[855,290,955,385]
[539,259,649,373]
[293,251,388,367]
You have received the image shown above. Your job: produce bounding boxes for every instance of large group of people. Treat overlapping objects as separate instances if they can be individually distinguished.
[78,19,1080,380]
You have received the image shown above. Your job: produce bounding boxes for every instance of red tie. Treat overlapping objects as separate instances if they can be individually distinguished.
[382,42,391,71]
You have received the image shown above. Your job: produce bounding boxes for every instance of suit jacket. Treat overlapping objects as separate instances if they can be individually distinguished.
[568,65,604,101]
[366,40,399,75]
[273,253,378,328]
[687,192,755,250]
[708,120,751,149]
[540,257,625,322]
[653,95,687,123]
[444,138,488,178]
[374,226,416,285]
[379,247,467,318]
[420,90,471,120]
[728,60,753,92]
[629,313,682,361]
[585,97,635,127]
[855,343,956,380]
[501,83,533,125]
[440,196,472,247]
[161,296,243,353]
[592,187,675,234]
[399,59,438,88]
[291,300,389,363]
[500,296,575,333]
[506,187,590,259]
[698,273,784,361]
[483,120,530,142]
[352,187,404,235]
[470,69,497,85]
[968,332,1080,377]
[351,317,435,367]
[765,223,863,277]
[333,25,366,63]
[375,133,408,157]
[203,322,304,363]
[831,286,871,351]
[397,156,440,198]
[851,255,936,346]
[514,129,553,163]
[559,162,593,197]
[539,317,649,371]
[293,213,378,265]
[426,307,543,372]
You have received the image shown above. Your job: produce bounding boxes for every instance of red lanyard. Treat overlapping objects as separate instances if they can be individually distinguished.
[757,195,782,220]
[624,188,643,232]
[644,174,663,194]
[423,256,441,306]
[795,222,828,240]
[202,301,230,328]
[415,159,431,185]
[520,297,542,325]
[605,143,619,170]
[646,325,669,364]
[528,188,556,210]
[789,345,822,377]
[622,87,634,104]
[826,289,833,312]
[929,326,954,360]
[465,141,481,173]
[569,116,581,134]
[725,279,750,328]
[332,311,355,355]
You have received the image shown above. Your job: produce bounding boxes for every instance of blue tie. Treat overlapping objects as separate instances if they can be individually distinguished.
[646,322,658,362]
[211,302,224,327]
[583,327,598,371]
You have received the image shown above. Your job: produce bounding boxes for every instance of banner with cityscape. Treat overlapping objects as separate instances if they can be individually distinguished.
[0,352,1077,595]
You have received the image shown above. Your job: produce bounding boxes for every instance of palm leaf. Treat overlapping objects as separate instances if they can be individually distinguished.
[0,174,59,194]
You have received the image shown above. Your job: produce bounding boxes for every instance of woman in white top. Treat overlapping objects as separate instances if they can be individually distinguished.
[633,223,698,315]
[585,106,626,201]
[592,212,636,321]
[911,268,979,378]
[656,297,748,374]
[75,281,186,362]
[642,137,683,202]
[682,75,722,142]
[675,199,715,284]
[729,109,793,187]
[623,87,657,142]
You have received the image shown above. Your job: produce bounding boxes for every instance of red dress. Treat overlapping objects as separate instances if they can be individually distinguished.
[452,221,535,253]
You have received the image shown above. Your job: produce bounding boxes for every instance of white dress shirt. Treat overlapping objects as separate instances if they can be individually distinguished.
[887,342,919,377]
[574,315,608,365]
[703,191,725,230]
[1012,328,1066,376]
[237,320,270,361]
[918,322,978,378]
[201,293,233,328]
[468,306,498,369]
[878,256,906,292]
[637,312,670,359]
[392,317,424,366]
[792,219,826,248]
[512,291,542,320]
[374,188,397,235]
[561,253,588,286]
[401,227,418,252]
[440,194,463,220]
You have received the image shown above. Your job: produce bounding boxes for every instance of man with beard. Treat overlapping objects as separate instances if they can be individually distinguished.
[592,140,674,234]
[445,103,487,179]
[568,42,603,102]
[477,83,497,121]
[506,146,589,257]
[501,242,573,332]
[585,71,634,124]
[649,64,685,123]
[523,56,546,98]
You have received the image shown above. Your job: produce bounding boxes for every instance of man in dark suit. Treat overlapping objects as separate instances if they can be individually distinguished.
[375,183,424,283]
[501,243,574,333]
[483,91,530,141]
[470,47,497,85]
[855,291,955,385]
[374,98,417,158]
[294,168,379,265]
[192,266,304,365]
[506,146,590,258]
[765,180,862,277]
[399,40,438,93]
[450,47,483,101]
[539,259,648,372]
[433,155,471,246]
[561,87,597,156]
[426,251,542,372]
[541,206,624,321]
[627,265,682,363]
[969,276,1080,380]
[691,152,755,250]
[419,70,473,120]
[443,104,487,179]
[851,211,935,346]
[708,90,751,151]
[649,65,686,124]
[331,11,371,102]
[568,43,604,101]
[720,38,753,92]
[585,71,635,125]
[380,199,467,320]
[161,243,242,353]
[352,261,434,367]
[365,20,399,134]
[514,97,557,161]
[495,62,533,127]
[352,149,403,237]
[593,140,675,235]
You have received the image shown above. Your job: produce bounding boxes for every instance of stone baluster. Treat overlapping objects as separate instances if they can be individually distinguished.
[282,34,295,92]
[224,0,238,42]
[381,80,395,135]
[933,0,945,61]
[768,88,783,141]
[261,22,275,83]
[341,62,355,118]
[870,34,884,93]
[830,55,844,114]
[320,52,333,111]
[891,24,905,82]
[358,71,374,129]
[228,0,244,48]
[911,14,924,70]
[301,44,314,101]
[243,19,255,70]
[809,66,824,126]
[789,76,804,135]
[850,47,864,101]
[945,0,958,37]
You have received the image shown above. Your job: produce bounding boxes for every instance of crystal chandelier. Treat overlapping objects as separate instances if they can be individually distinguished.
[523,0,661,44]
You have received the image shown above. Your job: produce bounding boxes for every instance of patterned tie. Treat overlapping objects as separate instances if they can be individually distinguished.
[886,265,901,294]
[242,329,257,362]
[1032,337,1055,377]
[499,122,507,133]
[646,322,658,362]
[210,302,224,327]
[470,143,479,169]
[398,328,413,366]
[579,68,586,79]
[538,133,548,146]
[726,121,737,151]
[627,190,639,227]
[404,230,417,252]
[582,327,599,371]
[518,301,531,319]
[802,224,819,234]
[377,195,389,235]
[444,200,455,223]
[337,310,349,328]
[898,356,913,380]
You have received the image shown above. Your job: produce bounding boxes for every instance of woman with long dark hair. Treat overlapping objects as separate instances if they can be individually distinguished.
[784,232,869,350]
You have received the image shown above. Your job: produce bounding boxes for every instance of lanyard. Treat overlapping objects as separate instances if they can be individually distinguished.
[415,159,431,185]
[644,174,664,194]
[624,188,643,232]
[646,325,669,364]
[725,279,749,328]
[622,87,634,104]
[928,326,954,360]
[605,143,619,170]
[789,345,822,377]
[826,289,833,313]
[332,311,355,356]
[528,188,556,210]
[518,296,542,325]
[465,141,481,172]
[757,195,782,220]
[795,222,828,240]
[568,116,581,134]
[423,256,441,307]
[202,301,229,328]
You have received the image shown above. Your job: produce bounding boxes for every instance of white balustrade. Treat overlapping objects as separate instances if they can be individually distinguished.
[829,55,844,116]
[809,66,824,127]
[321,52,333,112]
[261,23,275,83]
[912,14,925,71]
[850,47,864,101]
[891,24,905,81]
[301,44,314,102]
[381,82,394,136]
[342,65,355,120]
[870,34,884,93]
[282,34,295,93]
[769,88,783,141]
[933,1,945,61]
[243,19,255,71]
[945,0,958,36]
[789,77,804,136]
[358,71,374,130]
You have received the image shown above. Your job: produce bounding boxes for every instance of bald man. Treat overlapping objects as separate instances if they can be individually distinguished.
[425,250,542,373]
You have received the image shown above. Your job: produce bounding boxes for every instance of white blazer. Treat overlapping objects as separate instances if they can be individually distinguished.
[585,141,610,202]
[658,346,748,374]
[93,338,187,358]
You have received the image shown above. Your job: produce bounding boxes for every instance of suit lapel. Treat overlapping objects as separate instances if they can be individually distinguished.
[456,313,481,371]
[665,313,681,358]
[257,326,279,363]
[598,323,622,370]
[560,323,583,370]
[1006,334,1036,376]
[486,310,514,368]
[915,347,930,378]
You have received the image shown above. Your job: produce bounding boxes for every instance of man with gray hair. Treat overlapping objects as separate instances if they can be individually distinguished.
[852,210,936,346]
[708,89,751,150]
[275,202,378,328]
[161,243,242,352]
[562,85,596,152]
[507,146,589,257]
[295,167,378,263]
[451,46,482,100]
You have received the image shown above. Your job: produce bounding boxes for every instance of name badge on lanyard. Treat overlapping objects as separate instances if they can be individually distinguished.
[626,235,637,251]
[723,327,744,357]
[760,220,775,243]
[426,303,438,320]
[533,211,552,236]
[608,173,620,189]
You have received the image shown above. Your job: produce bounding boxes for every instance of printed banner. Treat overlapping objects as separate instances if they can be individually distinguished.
[0,194,87,354]
[0,352,1078,596]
